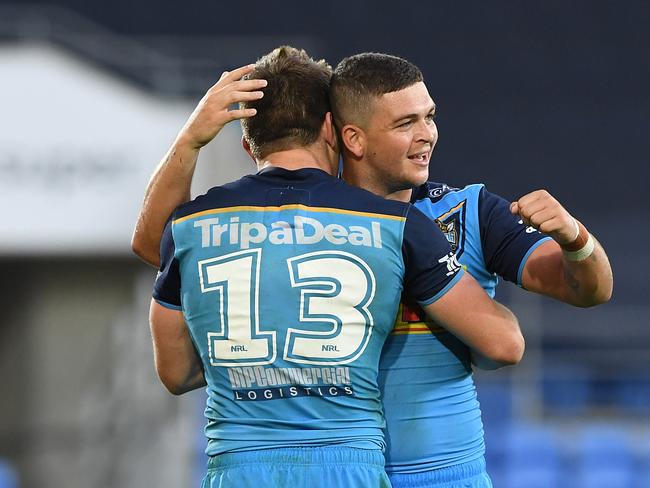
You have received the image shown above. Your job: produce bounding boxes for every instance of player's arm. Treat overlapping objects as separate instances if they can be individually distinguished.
[131,65,266,267]
[404,207,524,368]
[421,274,524,369]
[149,300,206,395]
[150,218,206,394]
[511,190,613,307]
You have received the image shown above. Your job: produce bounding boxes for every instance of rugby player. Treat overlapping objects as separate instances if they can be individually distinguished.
[139,46,524,487]
[330,52,613,487]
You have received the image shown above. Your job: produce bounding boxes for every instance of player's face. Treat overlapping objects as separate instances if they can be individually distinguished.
[364,82,437,194]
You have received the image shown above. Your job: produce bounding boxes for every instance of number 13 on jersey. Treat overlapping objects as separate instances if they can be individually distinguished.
[198,249,376,367]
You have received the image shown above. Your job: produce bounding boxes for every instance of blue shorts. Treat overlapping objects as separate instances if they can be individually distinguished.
[388,458,491,488]
[201,446,391,488]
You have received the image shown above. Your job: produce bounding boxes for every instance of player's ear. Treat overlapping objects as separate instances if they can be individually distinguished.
[322,112,338,151]
[340,123,365,159]
[241,137,257,163]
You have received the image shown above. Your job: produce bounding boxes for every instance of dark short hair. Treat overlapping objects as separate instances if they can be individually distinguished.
[330,52,423,128]
[241,46,332,159]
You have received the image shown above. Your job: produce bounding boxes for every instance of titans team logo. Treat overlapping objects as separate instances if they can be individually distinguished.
[434,200,467,257]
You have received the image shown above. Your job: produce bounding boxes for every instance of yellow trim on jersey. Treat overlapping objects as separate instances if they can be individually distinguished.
[436,200,466,221]
[392,324,434,335]
[391,322,446,335]
[173,204,407,225]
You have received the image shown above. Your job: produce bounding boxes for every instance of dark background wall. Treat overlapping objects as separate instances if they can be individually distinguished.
[6,0,648,302]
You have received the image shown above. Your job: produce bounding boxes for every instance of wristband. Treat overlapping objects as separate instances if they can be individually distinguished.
[563,233,595,261]
[561,219,589,252]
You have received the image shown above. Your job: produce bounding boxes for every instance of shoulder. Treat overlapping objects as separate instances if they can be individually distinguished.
[170,174,272,221]
[170,184,238,221]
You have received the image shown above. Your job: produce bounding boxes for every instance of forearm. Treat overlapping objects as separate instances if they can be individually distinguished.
[423,275,525,365]
[155,350,206,396]
[523,230,613,307]
[471,349,514,370]
[167,361,207,395]
[468,299,524,369]
[132,136,199,267]
[149,301,207,395]
[151,332,206,395]
[560,235,613,307]
[512,191,613,307]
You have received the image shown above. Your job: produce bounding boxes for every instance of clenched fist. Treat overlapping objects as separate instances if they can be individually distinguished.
[510,189,579,246]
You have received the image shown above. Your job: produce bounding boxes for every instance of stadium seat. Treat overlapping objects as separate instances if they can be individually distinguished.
[633,435,650,488]
[502,424,562,488]
[577,468,634,488]
[0,460,18,488]
[575,425,634,488]
[614,375,650,414]
[541,363,592,415]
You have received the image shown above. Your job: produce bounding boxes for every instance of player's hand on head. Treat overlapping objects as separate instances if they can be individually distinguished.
[509,189,578,245]
[179,64,267,149]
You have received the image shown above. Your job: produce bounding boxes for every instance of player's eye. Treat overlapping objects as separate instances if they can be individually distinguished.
[425,112,437,122]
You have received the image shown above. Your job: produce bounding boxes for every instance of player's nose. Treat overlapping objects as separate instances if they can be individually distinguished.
[415,119,438,144]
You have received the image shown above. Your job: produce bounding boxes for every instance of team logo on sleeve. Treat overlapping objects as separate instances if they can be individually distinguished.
[438,252,462,276]
[438,219,459,251]
[434,200,467,256]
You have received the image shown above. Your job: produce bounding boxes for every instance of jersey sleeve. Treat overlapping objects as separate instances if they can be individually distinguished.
[152,218,182,310]
[402,205,464,306]
[478,187,552,284]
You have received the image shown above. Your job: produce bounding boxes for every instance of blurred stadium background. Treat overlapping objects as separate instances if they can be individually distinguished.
[0,1,647,487]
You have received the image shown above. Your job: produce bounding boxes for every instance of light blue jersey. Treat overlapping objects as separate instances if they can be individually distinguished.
[380,182,550,475]
[154,168,463,458]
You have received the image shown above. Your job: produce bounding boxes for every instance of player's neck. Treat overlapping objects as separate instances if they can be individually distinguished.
[385,189,413,203]
[257,147,337,175]
[342,164,413,203]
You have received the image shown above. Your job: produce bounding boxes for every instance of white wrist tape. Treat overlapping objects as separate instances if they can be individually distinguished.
[562,233,595,261]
